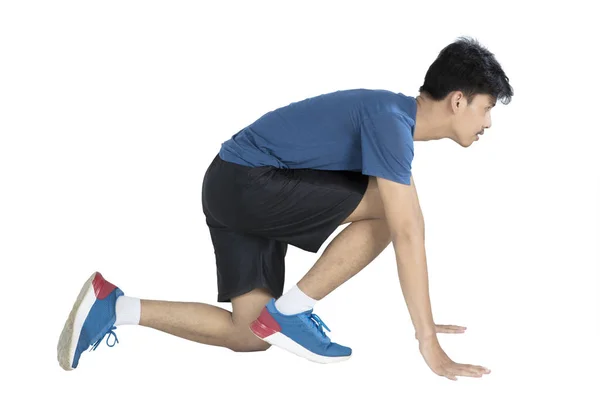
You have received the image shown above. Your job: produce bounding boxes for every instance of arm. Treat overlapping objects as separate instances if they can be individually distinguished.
[378,174,491,380]
[376,175,435,340]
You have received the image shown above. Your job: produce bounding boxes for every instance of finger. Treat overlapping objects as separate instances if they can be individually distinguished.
[465,364,491,374]
[449,325,467,331]
[444,373,457,381]
[459,364,491,375]
[436,325,467,334]
[454,366,484,378]
[436,324,466,331]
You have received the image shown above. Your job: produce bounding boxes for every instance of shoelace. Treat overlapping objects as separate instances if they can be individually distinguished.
[309,313,331,338]
[90,326,119,351]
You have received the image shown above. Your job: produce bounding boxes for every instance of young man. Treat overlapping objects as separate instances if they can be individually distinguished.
[57,36,513,380]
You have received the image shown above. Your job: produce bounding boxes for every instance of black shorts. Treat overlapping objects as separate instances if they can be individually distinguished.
[201,154,369,302]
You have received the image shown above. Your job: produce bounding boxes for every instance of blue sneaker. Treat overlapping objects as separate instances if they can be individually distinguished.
[57,272,123,370]
[249,299,351,363]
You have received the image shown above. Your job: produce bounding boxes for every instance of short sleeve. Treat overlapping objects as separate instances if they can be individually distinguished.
[360,112,414,185]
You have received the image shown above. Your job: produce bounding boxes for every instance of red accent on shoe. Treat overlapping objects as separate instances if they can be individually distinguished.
[250,306,281,339]
[92,272,117,300]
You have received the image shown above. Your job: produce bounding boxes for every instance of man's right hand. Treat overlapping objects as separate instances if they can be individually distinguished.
[376,175,491,380]
[418,334,491,380]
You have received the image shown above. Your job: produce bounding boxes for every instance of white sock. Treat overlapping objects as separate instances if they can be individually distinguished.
[275,285,317,315]
[115,296,141,326]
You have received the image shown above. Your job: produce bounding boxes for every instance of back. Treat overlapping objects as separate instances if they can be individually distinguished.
[219,88,417,185]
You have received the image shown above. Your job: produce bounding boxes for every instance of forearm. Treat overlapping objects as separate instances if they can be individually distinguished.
[393,226,436,340]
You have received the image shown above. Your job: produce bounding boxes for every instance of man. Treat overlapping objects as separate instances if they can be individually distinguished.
[57,36,513,380]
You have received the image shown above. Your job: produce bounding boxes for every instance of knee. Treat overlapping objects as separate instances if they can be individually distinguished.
[228,338,271,353]
[227,325,272,352]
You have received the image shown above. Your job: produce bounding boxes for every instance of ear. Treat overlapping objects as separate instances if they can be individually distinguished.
[450,91,465,114]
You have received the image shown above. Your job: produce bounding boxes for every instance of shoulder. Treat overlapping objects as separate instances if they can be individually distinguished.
[359,90,417,124]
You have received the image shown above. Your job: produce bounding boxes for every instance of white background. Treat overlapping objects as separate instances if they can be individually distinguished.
[1,1,598,398]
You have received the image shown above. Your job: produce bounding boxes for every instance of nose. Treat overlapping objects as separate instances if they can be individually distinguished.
[485,114,492,129]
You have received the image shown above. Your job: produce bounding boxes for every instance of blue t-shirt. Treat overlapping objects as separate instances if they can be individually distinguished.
[219,88,417,185]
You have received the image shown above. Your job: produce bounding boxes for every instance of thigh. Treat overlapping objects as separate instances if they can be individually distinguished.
[229,288,273,351]
[207,226,287,303]
[231,288,273,327]
[238,167,369,253]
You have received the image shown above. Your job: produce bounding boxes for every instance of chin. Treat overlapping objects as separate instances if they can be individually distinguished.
[450,134,471,148]
[456,138,471,148]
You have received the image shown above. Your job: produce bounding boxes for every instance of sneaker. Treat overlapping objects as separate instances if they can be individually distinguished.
[57,271,123,370]
[249,298,351,363]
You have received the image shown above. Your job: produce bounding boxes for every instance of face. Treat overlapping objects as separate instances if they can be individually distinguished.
[450,93,495,147]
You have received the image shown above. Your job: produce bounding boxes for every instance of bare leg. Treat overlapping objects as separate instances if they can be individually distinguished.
[297,176,391,299]
[138,178,388,349]
[139,288,272,352]
[298,218,391,299]
[135,218,390,352]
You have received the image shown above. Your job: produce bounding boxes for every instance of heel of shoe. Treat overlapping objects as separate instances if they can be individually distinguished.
[250,307,281,339]
[92,272,119,300]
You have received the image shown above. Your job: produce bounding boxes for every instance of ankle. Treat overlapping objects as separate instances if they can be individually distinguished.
[274,284,317,315]
[115,296,141,326]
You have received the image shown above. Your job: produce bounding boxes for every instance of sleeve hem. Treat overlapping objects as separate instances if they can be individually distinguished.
[362,169,411,185]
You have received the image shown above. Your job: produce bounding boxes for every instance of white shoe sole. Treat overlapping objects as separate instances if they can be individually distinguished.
[56,272,98,371]
[251,323,351,364]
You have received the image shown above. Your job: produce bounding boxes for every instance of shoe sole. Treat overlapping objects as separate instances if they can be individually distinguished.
[249,319,351,364]
[56,272,99,371]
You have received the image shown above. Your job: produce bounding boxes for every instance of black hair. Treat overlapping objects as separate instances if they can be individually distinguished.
[419,36,513,105]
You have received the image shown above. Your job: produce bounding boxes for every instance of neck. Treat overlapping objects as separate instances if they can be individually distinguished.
[413,94,453,142]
